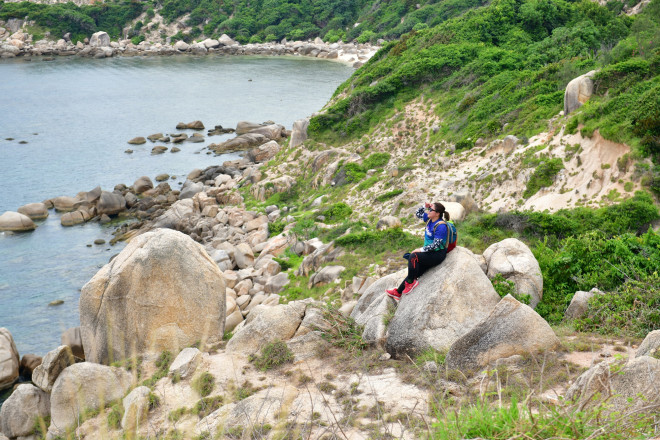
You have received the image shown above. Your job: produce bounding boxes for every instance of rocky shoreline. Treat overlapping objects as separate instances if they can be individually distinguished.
[0,27,379,67]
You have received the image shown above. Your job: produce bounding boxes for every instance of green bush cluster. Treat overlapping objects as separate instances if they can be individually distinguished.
[321,202,353,223]
[375,189,404,202]
[192,372,215,397]
[249,340,294,371]
[523,158,563,198]
[335,227,419,252]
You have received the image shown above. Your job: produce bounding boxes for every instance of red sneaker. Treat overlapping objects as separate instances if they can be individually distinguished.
[386,288,401,301]
[402,279,419,295]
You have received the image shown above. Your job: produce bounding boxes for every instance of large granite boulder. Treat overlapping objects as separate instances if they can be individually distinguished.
[247,140,280,163]
[385,248,501,358]
[564,288,604,321]
[482,238,543,308]
[80,228,226,364]
[17,202,49,220]
[446,295,560,370]
[168,347,202,379]
[564,70,597,115]
[289,118,309,149]
[96,191,126,216]
[133,176,154,194]
[0,383,50,438]
[565,355,660,415]
[89,31,110,47]
[351,269,406,347]
[32,345,75,393]
[152,199,194,229]
[0,328,19,390]
[226,302,306,355]
[636,330,660,358]
[52,196,77,212]
[0,211,36,232]
[48,363,133,438]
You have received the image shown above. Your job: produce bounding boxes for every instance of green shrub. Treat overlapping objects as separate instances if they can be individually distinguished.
[193,396,224,418]
[269,220,285,236]
[357,175,380,191]
[491,274,531,305]
[192,372,215,397]
[356,30,376,43]
[575,274,660,337]
[336,227,419,252]
[322,202,353,223]
[376,189,403,202]
[317,305,368,354]
[107,404,122,430]
[249,340,294,371]
[363,152,391,169]
[148,392,160,410]
[523,158,563,198]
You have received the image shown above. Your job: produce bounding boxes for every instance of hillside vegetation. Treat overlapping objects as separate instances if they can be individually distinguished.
[311,0,659,165]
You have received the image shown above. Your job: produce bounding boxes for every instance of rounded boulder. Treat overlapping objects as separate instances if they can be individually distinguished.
[17,202,48,220]
[0,211,36,232]
[80,228,226,364]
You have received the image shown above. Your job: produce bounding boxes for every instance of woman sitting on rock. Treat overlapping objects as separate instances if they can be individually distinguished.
[386,202,451,301]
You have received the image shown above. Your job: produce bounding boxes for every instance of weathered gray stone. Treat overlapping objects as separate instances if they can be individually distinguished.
[309,265,345,286]
[564,288,604,321]
[17,202,48,220]
[52,196,77,212]
[289,118,310,149]
[446,295,560,370]
[483,238,543,308]
[96,191,126,216]
[376,215,401,230]
[48,363,133,438]
[133,176,154,194]
[0,383,49,438]
[265,272,289,294]
[0,211,36,231]
[226,302,306,354]
[637,330,660,359]
[169,347,202,379]
[385,248,502,358]
[565,355,660,415]
[0,328,19,390]
[32,345,75,393]
[564,70,597,115]
[247,140,280,163]
[121,386,151,432]
[80,229,226,364]
[89,31,110,47]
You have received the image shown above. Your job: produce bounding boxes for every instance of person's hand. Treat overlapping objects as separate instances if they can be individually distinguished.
[424,202,431,209]
[412,248,422,253]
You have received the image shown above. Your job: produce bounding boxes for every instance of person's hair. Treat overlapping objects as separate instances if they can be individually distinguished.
[432,202,449,221]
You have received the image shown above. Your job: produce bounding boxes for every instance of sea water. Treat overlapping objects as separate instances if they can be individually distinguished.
[0,55,353,359]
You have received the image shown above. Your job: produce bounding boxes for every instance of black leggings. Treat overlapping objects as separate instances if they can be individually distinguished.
[397,249,447,294]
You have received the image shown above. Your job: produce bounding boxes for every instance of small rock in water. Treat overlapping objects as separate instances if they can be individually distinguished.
[125,149,133,154]
[6,138,14,141]
[99,214,111,224]
[49,300,64,306]
[151,146,168,154]
[94,239,106,245]
[155,174,169,182]
[33,133,38,135]
[170,147,181,153]
[87,244,92,247]
[19,141,28,144]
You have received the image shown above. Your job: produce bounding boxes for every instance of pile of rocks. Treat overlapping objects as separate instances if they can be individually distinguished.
[0,28,378,67]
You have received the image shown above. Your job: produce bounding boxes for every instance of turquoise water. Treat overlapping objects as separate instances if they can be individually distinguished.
[0,55,353,358]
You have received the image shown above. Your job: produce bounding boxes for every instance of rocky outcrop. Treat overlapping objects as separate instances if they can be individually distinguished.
[80,228,226,364]
[384,248,502,358]
[48,362,133,438]
[446,295,561,370]
[636,330,660,358]
[89,31,110,48]
[17,202,48,220]
[32,345,75,393]
[169,347,202,379]
[121,386,151,432]
[133,176,154,194]
[0,384,50,439]
[482,238,543,308]
[0,211,36,231]
[564,70,597,115]
[247,140,280,163]
[564,288,604,320]
[565,355,660,415]
[0,328,19,390]
[290,118,310,148]
[226,302,306,355]
[96,191,126,216]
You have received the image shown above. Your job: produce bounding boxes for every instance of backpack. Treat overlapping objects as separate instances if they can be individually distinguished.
[428,219,458,253]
